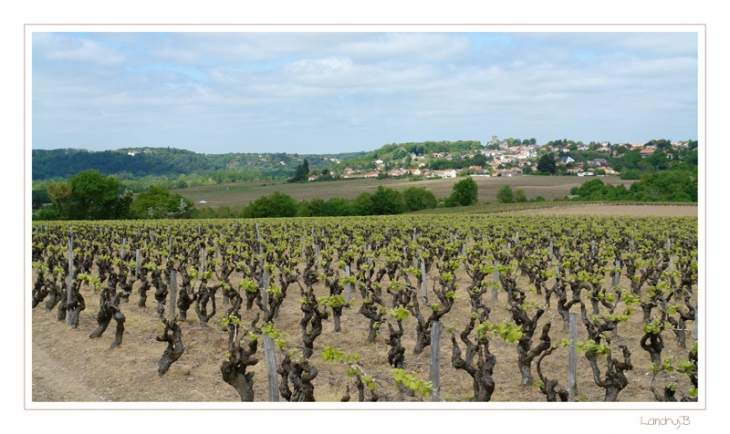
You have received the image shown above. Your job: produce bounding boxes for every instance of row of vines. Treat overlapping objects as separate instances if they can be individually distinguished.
[31,214,699,402]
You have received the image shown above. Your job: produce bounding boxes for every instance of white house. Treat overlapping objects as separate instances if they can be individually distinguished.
[560,156,575,164]
[434,169,457,178]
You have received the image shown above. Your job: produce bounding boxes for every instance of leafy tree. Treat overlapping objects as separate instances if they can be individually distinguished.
[496,185,514,203]
[636,170,697,202]
[66,169,131,220]
[447,177,479,207]
[620,169,642,180]
[513,189,527,203]
[130,185,194,219]
[646,149,669,171]
[646,139,672,151]
[403,187,437,212]
[392,147,407,160]
[298,196,353,217]
[45,181,73,217]
[621,150,643,170]
[243,191,298,218]
[32,188,51,209]
[323,197,354,216]
[570,168,696,203]
[371,186,404,215]
[537,153,556,175]
[298,198,327,217]
[570,179,605,199]
[353,192,374,216]
[287,159,310,183]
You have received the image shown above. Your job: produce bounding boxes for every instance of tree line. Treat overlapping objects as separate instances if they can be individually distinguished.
[493,170,697,204]
[200,177,479,219]
[33,169,480,221]
[35,169,194,221]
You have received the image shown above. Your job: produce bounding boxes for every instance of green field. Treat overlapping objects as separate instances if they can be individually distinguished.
[173,175,636,209]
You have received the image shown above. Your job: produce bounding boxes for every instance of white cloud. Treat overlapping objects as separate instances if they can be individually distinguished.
[33,33,125,65]
[31,31,699,153]
[340,32,472,62]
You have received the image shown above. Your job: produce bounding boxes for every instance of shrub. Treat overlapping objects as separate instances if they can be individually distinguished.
[403,187,437,212]
[448,177,479,206]
[513,189,527,203]
[496,185,514,203]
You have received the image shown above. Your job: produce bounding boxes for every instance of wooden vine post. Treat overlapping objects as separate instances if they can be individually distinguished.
[135,249,141,280]
[168,270,178,320]
[549,240,554,261]
[492,260,499,301]
[430,321,443,402]
[65,226,74,325]
[461,243,467,270]
[262,335,279,402]
[256,223,268,306]
[421,260,428,303]
[157,270,184,377]
[262,267,270,307]
[412,230,418,268]
[345,265,352,305]
[568,312,578,401]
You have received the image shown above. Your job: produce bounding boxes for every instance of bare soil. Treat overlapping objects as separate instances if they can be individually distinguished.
[30,205,698,405]
[515,204,698,217]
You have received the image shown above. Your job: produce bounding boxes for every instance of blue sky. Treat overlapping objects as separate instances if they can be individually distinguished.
[32,31,699,155]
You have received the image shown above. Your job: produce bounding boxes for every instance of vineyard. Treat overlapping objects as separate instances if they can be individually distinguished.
[30,213,699,403]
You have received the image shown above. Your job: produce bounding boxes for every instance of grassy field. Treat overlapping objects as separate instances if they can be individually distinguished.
[174,175,636,210]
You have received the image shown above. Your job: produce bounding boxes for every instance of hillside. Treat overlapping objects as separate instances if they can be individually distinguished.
[32,138,698,197]
[31,141,488,182]
[31,147,366,181]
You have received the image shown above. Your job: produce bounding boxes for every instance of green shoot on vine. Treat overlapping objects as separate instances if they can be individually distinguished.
[392,369,433,398]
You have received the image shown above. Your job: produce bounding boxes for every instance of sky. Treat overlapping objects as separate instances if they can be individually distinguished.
[31,30,699,155]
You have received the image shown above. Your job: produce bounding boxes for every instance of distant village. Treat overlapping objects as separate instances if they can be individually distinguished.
[304,136,693,182]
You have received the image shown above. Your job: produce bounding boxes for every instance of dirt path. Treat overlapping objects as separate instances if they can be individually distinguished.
[31,304,244,403]
[32,335,103,402]
[514,204,698,217]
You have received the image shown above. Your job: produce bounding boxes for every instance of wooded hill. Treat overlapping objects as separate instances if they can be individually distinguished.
[32,147,366,181]
[32,141,488,182]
